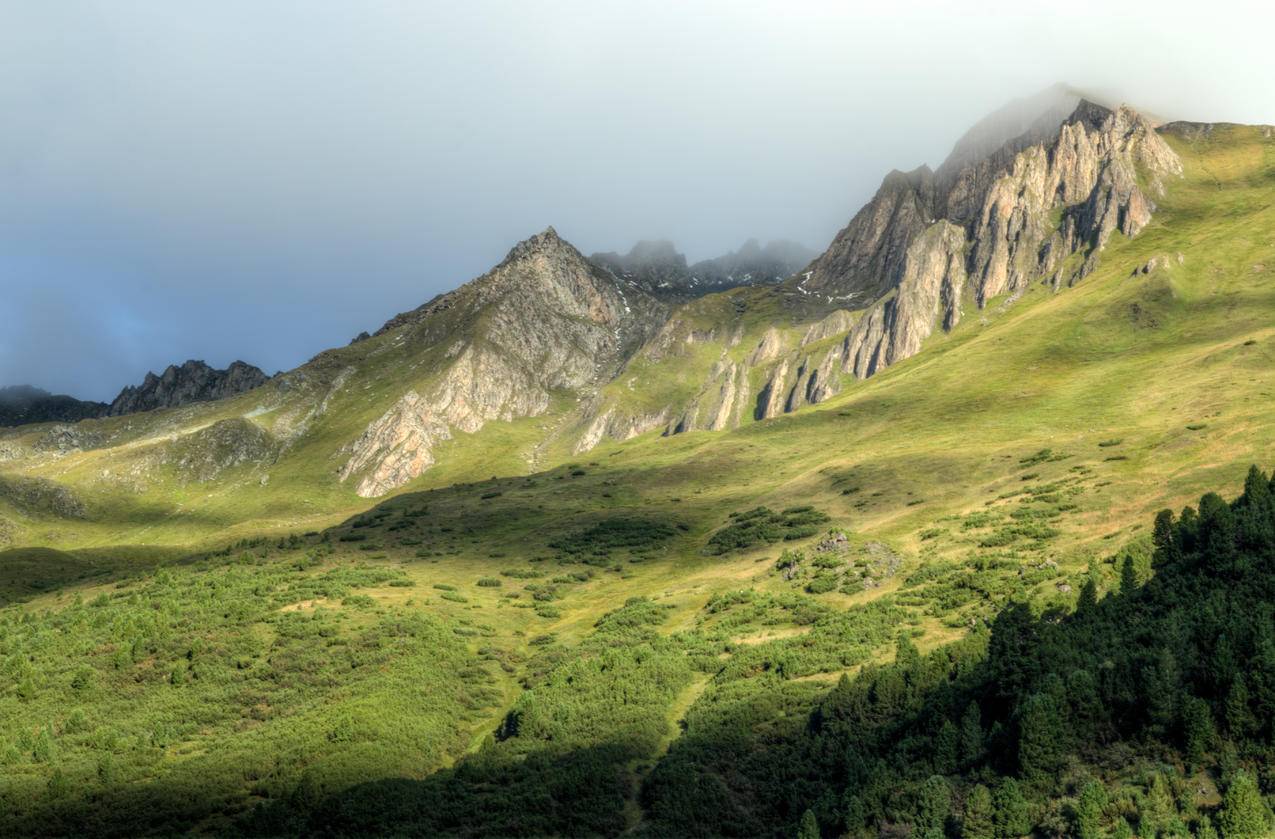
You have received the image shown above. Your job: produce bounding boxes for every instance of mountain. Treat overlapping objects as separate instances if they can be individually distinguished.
[590,238,815,301]
[794,98,1180,375]
[1,95,1274,838]
[573,98,1183,447]
[0,386,107,428]
[338,227,666,495]
[105,359,269,416]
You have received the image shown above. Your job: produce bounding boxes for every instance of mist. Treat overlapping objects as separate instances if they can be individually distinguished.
[2,0,1272,400]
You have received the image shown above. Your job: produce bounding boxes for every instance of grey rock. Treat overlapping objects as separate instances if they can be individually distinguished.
[342,227,667,496]
[591,238,815,302]
[805,99,1180,382]
[107,360,269,416]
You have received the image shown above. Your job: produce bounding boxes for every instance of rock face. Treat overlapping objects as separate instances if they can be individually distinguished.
[341,228,667,496]
[575,97,1183,452]
[0,386,107,427]
[591,238,815,301]
[797,99,1180,382]
[107,360,269,416]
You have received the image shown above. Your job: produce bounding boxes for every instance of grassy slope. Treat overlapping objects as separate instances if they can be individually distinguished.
[0,124,1273,834]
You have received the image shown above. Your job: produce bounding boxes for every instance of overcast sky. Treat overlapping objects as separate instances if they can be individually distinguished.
[3,1,1273,400]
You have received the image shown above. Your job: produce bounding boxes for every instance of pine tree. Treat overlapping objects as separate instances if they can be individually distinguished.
[1219,771,1270,838]
[914,775,950,839]
[1196,814,1219,839]
[1017,693,1065,781]
[1237,466,1275,551]
[1077,575,1099,613]
[1120,554,1139,596]
[933,718,959,774]
[963,784,994,839]
[1225,676,1255,739]
[1198,492,1238,570]
[1182,695,1216,771]
[795,808,819,839]
[992,777,1030,837]
[1153,508,1176,562]
[1073,779,1107,839]
[896,633,922,672]
[960,701,984,766]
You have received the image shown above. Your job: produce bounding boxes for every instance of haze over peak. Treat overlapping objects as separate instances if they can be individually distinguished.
[4,3,1272,402]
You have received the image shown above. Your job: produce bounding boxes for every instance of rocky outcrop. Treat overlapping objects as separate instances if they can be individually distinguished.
[802,310,854,346]
[574,406,671,454]
[0,386,107,428]
[799,98,1180,382]
[0,474,86,519]
[842,221,967,378]
[167,418,277,483]
[754,359,791,421]
[340,228,668,496]
[668,360,751,434]
[591,238,815,301]
[340,391,452,496]
[749,328,785,365]
[107,360,269,416]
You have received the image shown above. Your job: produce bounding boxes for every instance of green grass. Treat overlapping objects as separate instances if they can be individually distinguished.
[0,123,1273,834]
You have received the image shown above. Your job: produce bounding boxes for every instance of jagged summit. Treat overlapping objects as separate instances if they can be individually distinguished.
[340,226,667,496]
[591,237,814,301]
[503,225,567,260]
[937,84,1088,178]
[787,97,1180,380]
[107,359,269,417]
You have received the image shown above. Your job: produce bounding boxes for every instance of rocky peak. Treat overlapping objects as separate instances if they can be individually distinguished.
[591,237,814,301]
[936,84,1087,182]
[590,240,691,298]
[107,359,269,417]
[339,227,669,497]
[501,225,569,261]
[794,95,1181,384]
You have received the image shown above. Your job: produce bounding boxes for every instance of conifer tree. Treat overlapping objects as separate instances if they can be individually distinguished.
[963,784,994,839]
[1153,508,1176,560]
[1219,771,1270,838]
[1120,554,1139,596]
[1182,695,1215,771]
[1017,693,1065,781]
[960,702,985,766]
[992,777,1030,837]
[795,809,819,839]
[914,775,950,839]
[1073,779,1107,839]
[1225,676,1254,739]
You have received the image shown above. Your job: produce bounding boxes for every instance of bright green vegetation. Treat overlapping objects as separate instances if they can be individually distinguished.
[0,548,503,835]
[0,125,1273,835]
[703,505,831,554]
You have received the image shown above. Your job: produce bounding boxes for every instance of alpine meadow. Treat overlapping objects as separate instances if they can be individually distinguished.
[4,8,1275,838]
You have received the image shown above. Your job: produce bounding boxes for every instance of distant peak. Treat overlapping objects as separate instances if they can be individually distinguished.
[502,226,586,265]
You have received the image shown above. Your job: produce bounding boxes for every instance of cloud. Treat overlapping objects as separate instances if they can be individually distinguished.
[2,0,1272,398]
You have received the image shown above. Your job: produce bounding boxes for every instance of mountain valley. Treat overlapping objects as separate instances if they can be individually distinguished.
[3,95,1275,838]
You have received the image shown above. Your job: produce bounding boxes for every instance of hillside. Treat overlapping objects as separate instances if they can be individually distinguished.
[0,386,107,428]
[0,106,1273,836]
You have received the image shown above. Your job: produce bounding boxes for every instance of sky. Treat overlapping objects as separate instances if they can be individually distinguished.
[2,1,1273,401]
